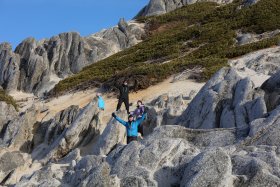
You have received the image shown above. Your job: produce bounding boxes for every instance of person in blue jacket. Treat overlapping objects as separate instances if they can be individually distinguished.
[112,112,147,144]
[97,93,105,110]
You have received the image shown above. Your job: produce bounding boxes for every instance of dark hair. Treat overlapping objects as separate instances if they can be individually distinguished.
[128,114,133,119]
[137,100,143,105]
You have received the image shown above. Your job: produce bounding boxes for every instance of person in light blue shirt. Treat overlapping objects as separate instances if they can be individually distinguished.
[112,112,147,144]
[97,93,105,110]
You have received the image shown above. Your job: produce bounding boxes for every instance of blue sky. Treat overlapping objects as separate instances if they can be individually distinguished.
[0,0,149,49]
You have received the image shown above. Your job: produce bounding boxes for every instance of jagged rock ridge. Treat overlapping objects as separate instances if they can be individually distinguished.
[136,0,259,17]
[0,19,145,95]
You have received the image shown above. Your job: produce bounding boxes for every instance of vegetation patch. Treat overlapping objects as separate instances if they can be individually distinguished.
[0,89,18,111]
[51,0,280,96]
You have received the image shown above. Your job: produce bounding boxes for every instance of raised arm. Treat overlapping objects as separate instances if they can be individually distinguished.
[112,113,127,127]
[136,113,147,126]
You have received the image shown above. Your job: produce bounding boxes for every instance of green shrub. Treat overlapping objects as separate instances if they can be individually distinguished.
[52,0,280,96]
[0,89,18,111]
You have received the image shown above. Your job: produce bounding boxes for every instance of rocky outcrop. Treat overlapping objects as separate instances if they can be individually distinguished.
[5,69,280,186]
[0,151,25,184]
[12,120,280,187]
[86,20,145,63]
[136,0,260,17]
[15,33,88,94]
[32,99,103,162]
[261,70,280,112]
[140,94,190,136]
[236,30,280,46]
[136,0,234,17]
[178,67,267,129]
[0,19,145,95]
[230,46,280,77]
[0,107,37,151]
[181,148,233,187]
[92,112,126,156]
[0,102,17,133]
[0,43,20,91]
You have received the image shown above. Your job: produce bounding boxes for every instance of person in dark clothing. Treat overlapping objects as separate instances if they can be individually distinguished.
[112,112,147,144]
[116,80,131,114]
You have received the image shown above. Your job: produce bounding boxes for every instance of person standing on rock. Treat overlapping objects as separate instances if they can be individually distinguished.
[97,93,105,110]
[112,112,147,144]
[116,80,132,114]
[131,100,146,136]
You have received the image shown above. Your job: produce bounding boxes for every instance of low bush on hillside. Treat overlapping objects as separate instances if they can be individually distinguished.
[0,89,18,111]
[51,0,280,96]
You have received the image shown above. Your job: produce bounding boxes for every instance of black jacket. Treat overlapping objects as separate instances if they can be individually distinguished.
[118,84,129,99]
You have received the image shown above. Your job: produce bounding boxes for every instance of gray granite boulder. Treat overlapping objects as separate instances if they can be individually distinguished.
[0,151,25,184]
[178,67,266,129]
[181,148,233,187]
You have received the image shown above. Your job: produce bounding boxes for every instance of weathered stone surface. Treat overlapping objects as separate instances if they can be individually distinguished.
[0,107,36,151]
[136,0,262,18]
[178,67,266,129]
[15,164,63,187]
[4,113,280,187]
[136,0,234,17]
[231,146,280,187]
[138,94,189,136]
[0,102,17,133]
[92,111,126,156]
[230,46,280,77]
[31,105,80,159]
[0,151,24,184]
[0,43,20,91]
[80,162,120,187]
[181,148,233,187]
[244,106,280,147]
[261,69,280,112]
[31,98,107,163]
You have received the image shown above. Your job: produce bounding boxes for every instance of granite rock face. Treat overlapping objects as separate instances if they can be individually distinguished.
[136,0,234,17]
[230,46,280,77]
[261,70,280,112]
[12,121,280,187]
[136,0,261,18]
[0,43,20,91]
[91,111,127,156]
[0,151,25,184]
[180,148,233,187]
[0,107,36,151]
[0,19,145,95]
[4,68,280,186]
[0,102,17,133]
[178,67,267,129]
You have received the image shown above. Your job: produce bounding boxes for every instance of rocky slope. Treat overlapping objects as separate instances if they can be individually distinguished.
[1,65,280,186]
[0,19,145,95]
[0,0,271,97]
[178,45,280,129]
[1,0,280,186]
[177,67,267,129]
